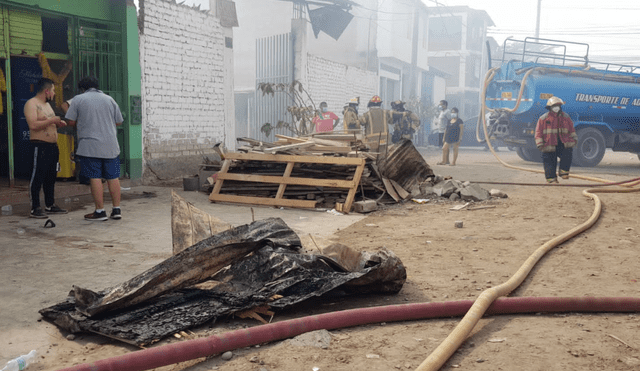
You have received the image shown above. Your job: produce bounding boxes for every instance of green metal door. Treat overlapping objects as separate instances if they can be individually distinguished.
[76,20,126,174]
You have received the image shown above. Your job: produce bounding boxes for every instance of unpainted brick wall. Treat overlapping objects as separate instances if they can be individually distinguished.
[140,0,225,164]
[305,54,378,130]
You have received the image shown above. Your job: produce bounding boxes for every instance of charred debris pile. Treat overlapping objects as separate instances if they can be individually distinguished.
[40,193,407,346]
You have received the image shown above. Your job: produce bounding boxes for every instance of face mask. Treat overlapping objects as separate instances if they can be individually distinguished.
[451,113,458,118]
[438,105,444,110]
[321,107,328,113]
[551,106,561,113]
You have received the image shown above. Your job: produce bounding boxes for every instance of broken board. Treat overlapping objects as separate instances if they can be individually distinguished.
[209,152,366,213]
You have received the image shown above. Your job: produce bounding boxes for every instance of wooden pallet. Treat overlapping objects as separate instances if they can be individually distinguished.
[208,152,366,213]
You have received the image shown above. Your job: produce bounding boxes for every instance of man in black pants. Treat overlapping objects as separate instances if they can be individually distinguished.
[24,78,68,218]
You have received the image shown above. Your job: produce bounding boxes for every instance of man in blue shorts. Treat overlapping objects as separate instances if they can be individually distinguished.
[65,76,124,221]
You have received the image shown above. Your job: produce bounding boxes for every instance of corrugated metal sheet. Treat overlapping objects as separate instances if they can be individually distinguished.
[254,32,293,142]
[9,9,42,56]
[378,139,434,192]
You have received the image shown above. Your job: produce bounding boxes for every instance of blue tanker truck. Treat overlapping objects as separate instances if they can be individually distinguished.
[482,37,640,167]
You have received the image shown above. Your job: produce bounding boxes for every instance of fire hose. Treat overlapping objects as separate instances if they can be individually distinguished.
[57,71,639,370]
[57,296,640,371]
[413,70,640,371]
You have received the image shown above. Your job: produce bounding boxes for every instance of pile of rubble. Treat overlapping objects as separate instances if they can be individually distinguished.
[197,135,503,213]
[421,177,508,202]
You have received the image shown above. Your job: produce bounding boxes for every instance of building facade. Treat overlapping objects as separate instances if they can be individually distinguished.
[0,0,142,184]
[426,5,494,120]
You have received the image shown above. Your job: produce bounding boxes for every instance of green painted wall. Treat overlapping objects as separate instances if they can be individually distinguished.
[124,2,142,180]
[2,0,125,22]
[8,9,42,56]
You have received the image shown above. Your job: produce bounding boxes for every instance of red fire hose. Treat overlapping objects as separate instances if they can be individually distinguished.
[57,296,640,371]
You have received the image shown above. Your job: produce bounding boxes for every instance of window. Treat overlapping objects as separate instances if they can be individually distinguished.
[41,17,70,54]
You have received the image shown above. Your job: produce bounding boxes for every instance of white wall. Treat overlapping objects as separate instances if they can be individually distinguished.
[141,0,231,179]
[305,54,378,126]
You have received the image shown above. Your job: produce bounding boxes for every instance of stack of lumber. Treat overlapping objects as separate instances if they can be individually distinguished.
[202,136,431,213]
[235,130,385,160]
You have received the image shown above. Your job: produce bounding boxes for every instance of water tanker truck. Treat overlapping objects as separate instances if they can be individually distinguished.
[482,37,640,167]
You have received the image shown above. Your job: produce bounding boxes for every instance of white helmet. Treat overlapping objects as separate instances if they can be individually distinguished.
[545,96,565,108]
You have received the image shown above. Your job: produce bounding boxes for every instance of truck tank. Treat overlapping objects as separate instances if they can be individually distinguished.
[483,38,640,167]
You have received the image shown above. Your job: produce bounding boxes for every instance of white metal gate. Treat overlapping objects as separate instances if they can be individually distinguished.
[253,32,294,142]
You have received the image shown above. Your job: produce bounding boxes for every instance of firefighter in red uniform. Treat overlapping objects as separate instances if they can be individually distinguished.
[535,96,578,183]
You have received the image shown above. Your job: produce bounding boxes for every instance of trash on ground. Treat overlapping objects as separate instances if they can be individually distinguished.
[40,194,406,347]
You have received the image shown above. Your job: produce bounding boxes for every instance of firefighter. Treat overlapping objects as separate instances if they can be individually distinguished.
[343,97,360,131]
[390,100,420,143]
[535,96,578,183]
[359,95,390,137]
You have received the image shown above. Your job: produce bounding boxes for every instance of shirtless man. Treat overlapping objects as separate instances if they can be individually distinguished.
[24,78,68,218]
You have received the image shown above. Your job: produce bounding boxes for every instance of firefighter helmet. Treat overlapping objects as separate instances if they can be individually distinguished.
[347,97,359,105]
[545,96,565,108]
[369,95,382,104]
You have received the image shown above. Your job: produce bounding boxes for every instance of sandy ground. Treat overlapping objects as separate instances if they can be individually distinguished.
[1,148,639,371]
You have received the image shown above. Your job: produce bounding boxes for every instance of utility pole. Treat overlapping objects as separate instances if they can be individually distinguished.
[534,0,542,38]
[409,0,420,98]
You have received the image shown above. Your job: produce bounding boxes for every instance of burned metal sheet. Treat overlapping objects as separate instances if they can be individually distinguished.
[40,237,406,346]
[71,217,301,317]
[377,139,434,193]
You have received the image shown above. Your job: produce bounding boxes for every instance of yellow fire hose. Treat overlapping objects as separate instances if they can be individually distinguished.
[416,69,640,371]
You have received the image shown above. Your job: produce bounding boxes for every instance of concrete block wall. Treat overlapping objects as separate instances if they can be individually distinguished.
[305,54,378,129]
[140,0,227,180]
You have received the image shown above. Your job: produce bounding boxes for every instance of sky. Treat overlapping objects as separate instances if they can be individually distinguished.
[134,0,639,64]
[427,0,640,64]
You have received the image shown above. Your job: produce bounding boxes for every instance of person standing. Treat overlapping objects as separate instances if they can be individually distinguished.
[359,95,390,137]
[65,76,124,221]
[535,96,577,183]
[433,100,450,147]
[438,107,464,166]
[312,102,339,133]
[390,100,420,143]
[24,78,68,218]
[342,97,360,132]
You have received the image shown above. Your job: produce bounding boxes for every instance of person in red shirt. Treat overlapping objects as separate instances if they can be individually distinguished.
[534,96,578,183]
[312,102,339,132]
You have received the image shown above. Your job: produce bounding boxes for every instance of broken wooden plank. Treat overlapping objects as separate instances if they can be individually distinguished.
[276,162,294,199]
[389,179,410,200]
[274,134,307,143]
[381,177,400,202]
[217,173,356,189]
[310,137,350,147]
[263,142,314,154]
[209,159,231,200]
[343,162,366,213]
[209,194,317,209]
[450,202,471,211]
[224,152,365,166]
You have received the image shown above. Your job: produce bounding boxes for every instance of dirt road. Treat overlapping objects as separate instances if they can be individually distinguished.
[1,147,639,371]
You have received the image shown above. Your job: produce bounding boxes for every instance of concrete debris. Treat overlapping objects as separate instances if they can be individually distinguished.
[490,189,509,198]
[425,178,494,202]
[353,200,378,213]
[459,183,491,202]
[221,351,233,360]
[289,330,332,349]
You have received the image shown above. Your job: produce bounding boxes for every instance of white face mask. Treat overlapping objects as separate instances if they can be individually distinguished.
[551,106,561,113]
[451,113,458,118]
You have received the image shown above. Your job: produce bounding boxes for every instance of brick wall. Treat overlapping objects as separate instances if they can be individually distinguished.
[305,54,378,129]
[140,0,227,180]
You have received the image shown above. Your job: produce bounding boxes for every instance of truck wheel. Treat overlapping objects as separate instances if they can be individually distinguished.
[573,127,605,167]
[516,147,543,163]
